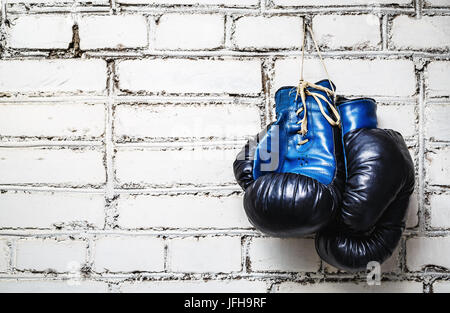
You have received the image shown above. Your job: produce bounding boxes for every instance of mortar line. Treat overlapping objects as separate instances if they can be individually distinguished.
[0,270,448,282]
[382,14,388,51]
[106,62,116,200]
[7,239,14,274]
[418,71,426,233]
[415,0,423,18]
[224,14,233,50]
[82,49,450,59]
[0,141,104,148]
[0,185,105,193]
[0,228,445,238]
[1,0,6,21]
[110,0,118,14]
[147,15,157,53]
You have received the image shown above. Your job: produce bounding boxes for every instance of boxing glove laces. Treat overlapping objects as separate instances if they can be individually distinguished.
[234,25,345,237]
[315,97,415,271]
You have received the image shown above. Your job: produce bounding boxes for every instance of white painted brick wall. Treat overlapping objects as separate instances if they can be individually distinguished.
[16,239,87,272]
[429,193,450,229]
[0,0,449,294]
[0,103,105,138]
[313,15,381,50]
[118,0,259,5]
[114,104,261,139]
[233,16,303,50]
[273,0,412,5]
[0,280,109,293]
[0,60,107,94]
[115,148,237,185]
[93,236,165,272]
[0,279,108,293]
[273,281,423,293]
[0,240,8,272]
[425,103,450,141]
[425,0,450,6]
[274,58,416,97]
[0,192,105,229]
[7,15,73,49]
[120,280,268,293]
[433,281,450,293]
[8,0,107,3]
[116,59,262,94]
[0,148,105,185]
[117,195,252,229]
[249,238,320,272]
[406,237,450,271]
[78,15,148,50]
[377,104,416,138]
[155,14,224,50]
[426,147,450,186]
[391,16,450,50]
[167,236,241,272]
[427,61,450,97]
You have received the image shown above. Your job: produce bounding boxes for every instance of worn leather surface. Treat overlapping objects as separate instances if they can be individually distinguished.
[315,98,415,272]
[233,79,344,236]
[253,80,337,185]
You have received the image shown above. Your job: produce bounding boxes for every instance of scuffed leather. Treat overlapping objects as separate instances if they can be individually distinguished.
[315,98,415,272]
[233,79,345,236]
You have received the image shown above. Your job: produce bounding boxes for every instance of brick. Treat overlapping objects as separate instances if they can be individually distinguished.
[16,239,87,272]
[8,0,107,3]
[0,240,8,272]
[155,14,224,50]
[377,105,416,138]
[0,103,105,138]
[273,281,423,293]
[273,58,416,97]
[407,190,419,228]
[7,15,73,49]
[249,238,320,272]
[168,236,241,272]
[426,147,450,186]
[0,60,107,94]
[391,16,450,50]
[117,195,251,229]
[116,59,262,94]
[312,15,381,50]
[427,61,450,97]
[118,0,259,5]
[429,193,450,229]
[0,280,108,293]
[406,236,450,271]
[114,104,260,139]
[0,148,105,185]
[273,0,411,5]
[233,16,303,50]
[121,279,268,293]
[115,148,237,185]
[93,236,165,272]
[78,15,148,50]
[433,281,450,293]
[425,0,450,6]
[0,191,105,229]
[425,103,450,141]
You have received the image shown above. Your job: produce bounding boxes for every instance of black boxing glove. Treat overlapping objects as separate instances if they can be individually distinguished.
[315,97,415,271]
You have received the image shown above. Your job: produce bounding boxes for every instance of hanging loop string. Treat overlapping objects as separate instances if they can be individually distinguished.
[293,23,340,142]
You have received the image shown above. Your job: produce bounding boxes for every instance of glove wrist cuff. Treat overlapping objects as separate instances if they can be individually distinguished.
[338,98,378,135]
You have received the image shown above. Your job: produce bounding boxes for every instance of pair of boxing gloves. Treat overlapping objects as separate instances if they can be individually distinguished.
[233,79,415,272]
